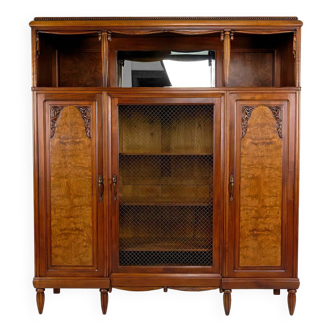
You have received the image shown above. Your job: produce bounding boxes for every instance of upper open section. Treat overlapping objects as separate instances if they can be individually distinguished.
[31,17,302,88]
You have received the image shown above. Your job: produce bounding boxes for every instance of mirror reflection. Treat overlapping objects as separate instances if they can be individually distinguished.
[117,51,215,87]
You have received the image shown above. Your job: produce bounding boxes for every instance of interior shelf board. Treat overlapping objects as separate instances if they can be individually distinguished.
[120,248,212,252]
[120,201,212,206]
[119,152,213,156]
[120,239,212,252]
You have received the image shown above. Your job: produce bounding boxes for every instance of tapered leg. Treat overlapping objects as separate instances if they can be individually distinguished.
[36,288,45,314]
[100,289,108,315]
[164,287,168,292]
[223,289,232,316]
[288,290,297,315]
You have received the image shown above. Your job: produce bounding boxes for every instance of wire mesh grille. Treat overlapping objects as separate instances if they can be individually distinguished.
[118,104,214,266]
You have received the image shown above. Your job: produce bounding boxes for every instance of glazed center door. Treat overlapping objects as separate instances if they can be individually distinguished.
[111,97,222,274]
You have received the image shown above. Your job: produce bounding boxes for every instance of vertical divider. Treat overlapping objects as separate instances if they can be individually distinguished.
[101,31,109,87]
[223,30,231,87]
[111,98,119,272]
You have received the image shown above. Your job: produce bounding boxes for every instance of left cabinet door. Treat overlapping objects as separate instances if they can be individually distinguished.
[34,93,106,277]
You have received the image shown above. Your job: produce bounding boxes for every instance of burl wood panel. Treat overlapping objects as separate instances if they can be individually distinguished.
[50,106,93,266]
[229,52,273,87]
[59,52,102,87]
[240,105,282,266]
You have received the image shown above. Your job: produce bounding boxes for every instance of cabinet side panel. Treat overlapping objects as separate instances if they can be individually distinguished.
[240,105,282,266]
[50,106,93,266]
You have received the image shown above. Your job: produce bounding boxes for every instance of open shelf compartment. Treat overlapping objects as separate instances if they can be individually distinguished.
[37,32,102,87]
[228,32,296,87]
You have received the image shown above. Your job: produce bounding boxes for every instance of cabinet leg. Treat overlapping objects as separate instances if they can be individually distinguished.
[273,289,280,295]
[53,288,61,295]
[36,288,45,314]
[223,289,232,316]
[288,290,297,315]
[100,289,108,315]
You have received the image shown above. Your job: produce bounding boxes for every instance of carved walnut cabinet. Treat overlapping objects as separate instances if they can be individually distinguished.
[30,17,302,315]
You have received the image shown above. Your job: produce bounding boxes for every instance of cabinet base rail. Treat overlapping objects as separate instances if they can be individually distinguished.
[33,276,299,315]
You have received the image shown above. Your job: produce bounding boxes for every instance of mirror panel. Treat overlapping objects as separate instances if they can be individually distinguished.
[117,51,215,87]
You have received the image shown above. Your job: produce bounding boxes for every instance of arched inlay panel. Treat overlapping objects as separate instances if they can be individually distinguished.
[50,106,93,266]
[239,105,282,267]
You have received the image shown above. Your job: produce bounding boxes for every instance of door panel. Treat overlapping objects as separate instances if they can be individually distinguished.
[37,93,105,277]
[50,106,93,266]
[110,97,223,274]
[226,93,296,278]
[240,105,283,267]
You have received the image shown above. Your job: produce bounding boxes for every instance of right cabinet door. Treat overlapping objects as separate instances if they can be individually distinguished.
[226,92,298,278]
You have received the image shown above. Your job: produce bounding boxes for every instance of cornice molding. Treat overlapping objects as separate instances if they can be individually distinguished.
[34,17,299,21]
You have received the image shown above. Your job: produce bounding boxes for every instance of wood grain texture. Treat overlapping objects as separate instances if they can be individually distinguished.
[30,16,301,314]
[50,106,93,266]
[119,105,213,155]
[59,51,102,87]
[240,105,282,266]
[229,52,274,87]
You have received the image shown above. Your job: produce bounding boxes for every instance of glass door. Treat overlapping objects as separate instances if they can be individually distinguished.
[111,98,222,271]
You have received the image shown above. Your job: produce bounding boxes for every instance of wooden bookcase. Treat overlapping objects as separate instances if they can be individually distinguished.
[30,16,302,316]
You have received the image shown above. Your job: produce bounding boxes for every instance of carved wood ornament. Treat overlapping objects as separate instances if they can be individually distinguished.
[50,106,91,138]
[241,105,282,138]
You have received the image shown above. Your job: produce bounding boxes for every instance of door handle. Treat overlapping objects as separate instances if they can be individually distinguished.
[112,175,117,201]
[229,175,234,202]
[98,175,104,202]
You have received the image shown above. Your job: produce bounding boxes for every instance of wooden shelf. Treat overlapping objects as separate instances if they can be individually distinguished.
[120,200,212,207]
[120,192,213,206]
[120,238,212,252]
[120,183,212,206]
[119,152,213,156]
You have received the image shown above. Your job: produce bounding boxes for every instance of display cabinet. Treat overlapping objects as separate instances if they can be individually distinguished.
[30,16,302,316]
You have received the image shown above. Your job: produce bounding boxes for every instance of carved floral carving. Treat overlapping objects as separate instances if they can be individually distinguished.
[268,106,283,139]
[241,106,255,138]
[50,106,64,138]
[50,106,91,138]
[75,106,91,138]
[241,105,282,139]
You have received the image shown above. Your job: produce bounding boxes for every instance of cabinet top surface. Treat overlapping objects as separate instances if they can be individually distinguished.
[30,16,303,28]
[33,17,299,21]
